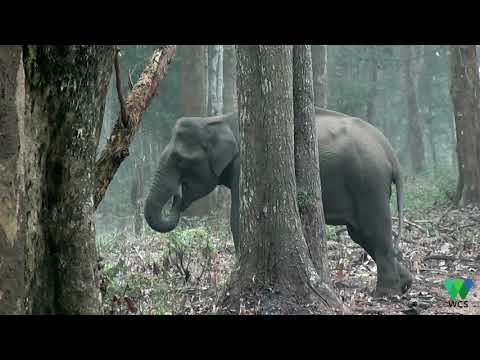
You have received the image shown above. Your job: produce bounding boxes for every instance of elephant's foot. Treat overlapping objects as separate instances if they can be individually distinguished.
[374,257,413,298]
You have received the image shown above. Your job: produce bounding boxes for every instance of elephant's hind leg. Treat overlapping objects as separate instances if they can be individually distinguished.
[348,210,412,297]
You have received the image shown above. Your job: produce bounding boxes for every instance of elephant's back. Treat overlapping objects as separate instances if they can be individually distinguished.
[315,109,397,187]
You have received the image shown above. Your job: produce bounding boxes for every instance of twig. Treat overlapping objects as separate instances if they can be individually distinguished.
[114,48,128,128]
[393,216,429,234]
[128,63,138,90]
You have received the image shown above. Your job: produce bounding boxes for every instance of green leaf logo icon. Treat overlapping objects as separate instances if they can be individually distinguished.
[444,278,475,300]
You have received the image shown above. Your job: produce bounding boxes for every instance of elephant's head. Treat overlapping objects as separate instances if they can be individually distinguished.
[144,116,238,233]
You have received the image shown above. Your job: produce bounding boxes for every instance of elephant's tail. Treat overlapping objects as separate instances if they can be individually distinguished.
[393,166,404,244]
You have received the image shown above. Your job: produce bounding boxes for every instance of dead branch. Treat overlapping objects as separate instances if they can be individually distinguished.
[423,254,477,263]
[128,70,134,91]
[393,216,429,234]
[95,45,176,209]
[114,48,128,128]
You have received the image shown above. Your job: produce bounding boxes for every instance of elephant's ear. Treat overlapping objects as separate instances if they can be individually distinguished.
[206,120,239,177]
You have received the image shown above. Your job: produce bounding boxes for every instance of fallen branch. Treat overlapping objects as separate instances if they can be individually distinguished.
[423,254,478,263]
[393,216,429,234]
[95,45,177,209]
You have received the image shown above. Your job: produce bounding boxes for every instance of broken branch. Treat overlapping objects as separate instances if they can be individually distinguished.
[95,45,177,209]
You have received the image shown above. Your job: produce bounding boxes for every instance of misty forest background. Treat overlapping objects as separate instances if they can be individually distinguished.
[93,45,478,315]
[1,45,479,315]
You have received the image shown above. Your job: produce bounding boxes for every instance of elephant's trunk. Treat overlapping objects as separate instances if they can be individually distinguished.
[144,168,182,233]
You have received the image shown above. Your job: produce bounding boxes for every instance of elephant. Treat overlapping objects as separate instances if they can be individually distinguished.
[144,107,413,297]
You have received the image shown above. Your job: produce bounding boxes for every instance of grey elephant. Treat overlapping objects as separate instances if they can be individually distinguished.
[144,108,413,297]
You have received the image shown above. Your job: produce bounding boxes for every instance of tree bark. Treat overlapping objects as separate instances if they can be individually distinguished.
[221,45,341,315]
[403,45,426,174]
[0,46,26,314]
[449,45,480,206]
[95,45,176,209]
[292,45,329,282]
[21,45,114,314]
[311,45,328,108]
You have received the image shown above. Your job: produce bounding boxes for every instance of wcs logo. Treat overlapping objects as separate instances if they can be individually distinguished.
[444,278,474,308]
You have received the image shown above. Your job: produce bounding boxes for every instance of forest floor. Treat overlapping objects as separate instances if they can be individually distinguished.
[97,175,480,315]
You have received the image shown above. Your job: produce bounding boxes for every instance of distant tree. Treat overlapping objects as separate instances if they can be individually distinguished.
[179,45,212,216]
[222,45,340,314]
[419,45,438,169]
[180,45,208,116]
[293,45,329,281]
[449,45,480,206]
[311,45,328,108]
[223,45,237,113]
[402,45,426,174]
[366,46,378,126]
[208,45,223,116]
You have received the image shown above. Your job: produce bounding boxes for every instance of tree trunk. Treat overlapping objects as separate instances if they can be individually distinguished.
[420,45,437,170]
[403,45,426,174]
[311,45,328,108]
[449,45,480,206]
[292,45,329,282]
[0,46,26,314]
[21,45,114,314]
[366,46,378,126]
[223,45,237,113]
[208,45,223,116]
[181,45,208,116]
[180,45,212,217]
[221,45,341,315]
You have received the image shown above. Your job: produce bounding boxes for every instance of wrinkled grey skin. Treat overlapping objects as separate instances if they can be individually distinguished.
[144,108,413,296]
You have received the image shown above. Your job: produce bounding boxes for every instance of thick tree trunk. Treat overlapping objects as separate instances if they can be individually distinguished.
[403,45,426,174]
[21,45,114,314]
[311,45,328,108]
[95,46,176,209]
[223,45,237,113]
[449,45,480,206]
[292,45,329,282]
[221,45,341,315]
[0,46,26,314]
[366,46,378,126]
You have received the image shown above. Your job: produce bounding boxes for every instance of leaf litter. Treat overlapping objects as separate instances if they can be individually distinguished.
[97,203,480,315]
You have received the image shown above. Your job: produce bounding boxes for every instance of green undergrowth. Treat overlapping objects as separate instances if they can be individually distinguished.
[391,166,456,217]
[96,214,233,315]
